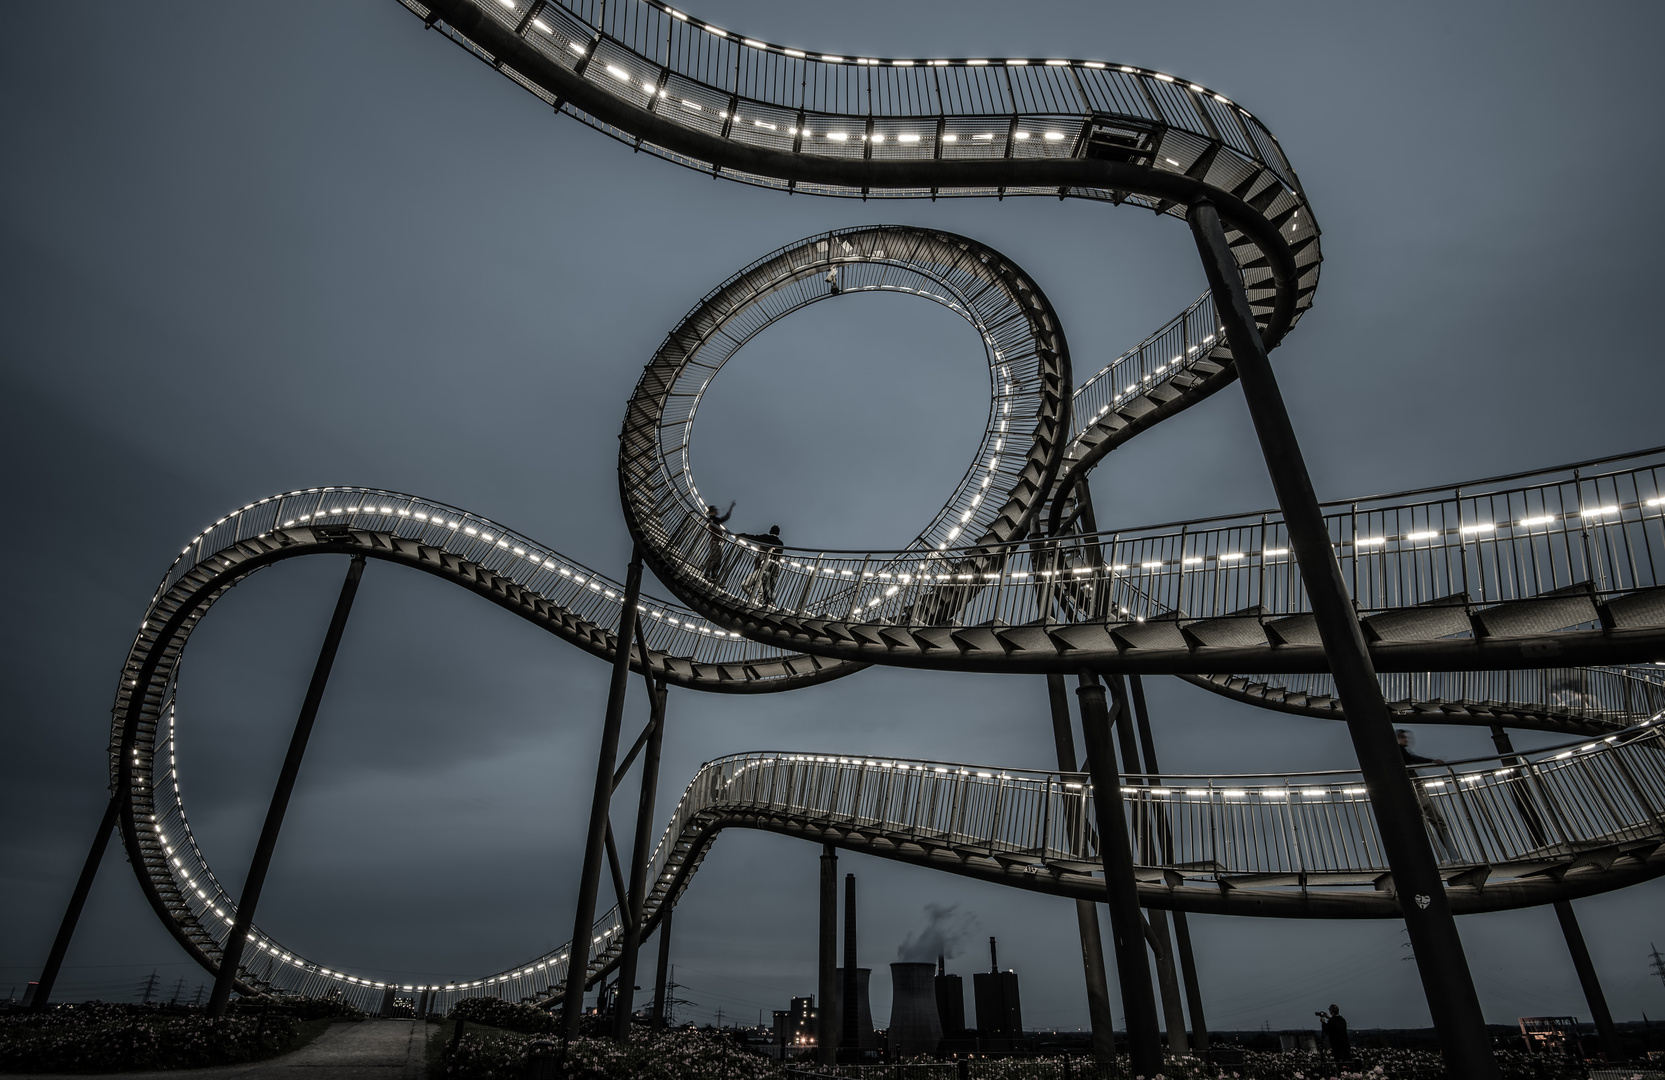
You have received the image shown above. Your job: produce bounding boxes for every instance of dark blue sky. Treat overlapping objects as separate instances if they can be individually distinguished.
[4,0,1663,1032]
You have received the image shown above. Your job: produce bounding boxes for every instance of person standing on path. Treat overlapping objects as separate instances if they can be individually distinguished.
[1318,1004,1351,1061]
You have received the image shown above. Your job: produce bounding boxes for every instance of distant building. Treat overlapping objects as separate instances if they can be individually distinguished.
[935,955,965,1038]
[972,937,1022,1037]
[772,996,818,1052]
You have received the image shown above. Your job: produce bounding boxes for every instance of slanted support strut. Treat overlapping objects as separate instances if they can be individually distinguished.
[563,547,644,1040]
[1045,675,1116,1063]
[1187,199,1497,1079]
[612,677,668,1039]
[650,903,673,1030]
[31,795,121,1011]
[1077,671,1162,1078]
[208,555,367,1017]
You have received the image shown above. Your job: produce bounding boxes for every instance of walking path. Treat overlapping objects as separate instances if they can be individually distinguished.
[10,1019,427,1080]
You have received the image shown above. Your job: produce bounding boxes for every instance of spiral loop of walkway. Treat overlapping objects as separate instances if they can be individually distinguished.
[94,0,1665,1013]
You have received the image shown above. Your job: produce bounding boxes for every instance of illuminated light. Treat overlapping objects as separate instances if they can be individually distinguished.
[1164,157,1180,166]
[643,81,656,93]
[898,132,921,143]
[1261,790,1288,799]
[1045,59,1069,66]
[784,49,805,58]
[1005,58,1028,66]
[1647,496,1665,507]
[753,120,777,130]
[680,99,702,110]
[494,0,514,9]
[531,18,553,33]
[822,55,845,63]
[1189,83,1205,92]
[1343,787,1366,795]
[1219,552,1245,561]
[1354,536,1387,547]
[1014,131,1030,139]
[1581,505,1620,518]
[1264,548,1289,556]
[1044,131,1065,141]
[1223,789,1247,798]
[968,59,988,65]
[893,59,914,66]
[1460,523,1495,535]
[1518,514,1556,527]
[568,42,586,56]
[605,65,630,81]
[1214,93,1231,103]
[704,24,727,36]
[1141,561,1164,569]
[826,132,849,141]
[870,133,885,143]
[1153,72,1175,82]
[1405,531,1440,541]
[668,8,687,19]
[929,59,949,66]
[972,133,994,140]
[1182,556,1202,565]
[742,38,765,47]
[1119,65,1136,72]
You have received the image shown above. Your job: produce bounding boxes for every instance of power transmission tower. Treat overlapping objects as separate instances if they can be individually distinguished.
[192,985,205,1008]
[140,971,159,1004]
[170,977,186,1005]
[1650,944,1665,993]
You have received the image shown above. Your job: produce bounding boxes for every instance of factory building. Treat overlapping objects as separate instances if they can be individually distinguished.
[972,937,1024,1038]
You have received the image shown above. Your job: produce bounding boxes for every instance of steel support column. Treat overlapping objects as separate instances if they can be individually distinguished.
[1109,676,1187,1055]
[562,548,644,1040]
[30,795,121,1011]
[818,844,838,1065]
[1046,675,1116,1062]
[612,678,667,1040]
[650,903,673,1030]
[1077,672,1162,1078]
[1129,674,1209,1052]
[208,555,366,1016]
[1188,200,1497,1078]
[1553,900,1619,1060]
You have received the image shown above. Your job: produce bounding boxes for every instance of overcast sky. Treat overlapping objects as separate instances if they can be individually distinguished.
[4,0,1664,1034]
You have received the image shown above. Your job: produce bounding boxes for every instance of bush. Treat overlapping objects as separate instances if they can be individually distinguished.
[270,997,369,1022]
[440,1027,782,1080]
[449,997,559,1035]
[0,1001,299,1073]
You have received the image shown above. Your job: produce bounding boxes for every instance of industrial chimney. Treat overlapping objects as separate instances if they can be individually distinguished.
[889,963,943,1059]
[972,936,1023,1040]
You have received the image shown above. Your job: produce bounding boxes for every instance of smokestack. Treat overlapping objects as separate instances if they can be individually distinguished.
[989,936,998,974]
[842,874,858,1057]
[889,963,944,1058]
[937,954,945,977]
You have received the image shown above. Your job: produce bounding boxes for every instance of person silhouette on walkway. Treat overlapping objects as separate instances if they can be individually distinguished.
[702,502,734,583]
[1318,1004,1351,1061]
[737,525,784,606]
[1398,729,1456,859]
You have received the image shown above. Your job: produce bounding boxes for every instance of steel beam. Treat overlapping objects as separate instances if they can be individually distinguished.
[1045,674,1116,1062]
[1188,199,1497,1078]
[1077,672,1162,1078]
[818,844,838,1065]
[562,548,644,1040]
[30,795,121,1011]
[1553,900,1619,1060]
[841,872,859,1061]
[209,555,366,1016]
[650,903,673,1030]
[1129,674,1209,1052]
[612,679,668,1040]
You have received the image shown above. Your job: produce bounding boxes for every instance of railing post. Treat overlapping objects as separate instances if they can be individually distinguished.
[209,555,365,1017]
[1188,199,1498,1079]
[563,547,644,1040]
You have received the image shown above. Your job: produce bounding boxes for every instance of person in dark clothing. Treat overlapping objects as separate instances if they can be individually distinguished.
[1317,1004,1351,1061]
[702,502,735,583]
[1397,728,1456,858]
[736,525,784,606]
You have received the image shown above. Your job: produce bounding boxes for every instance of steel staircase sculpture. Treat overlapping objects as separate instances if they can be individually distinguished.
[91,0,1665,1015]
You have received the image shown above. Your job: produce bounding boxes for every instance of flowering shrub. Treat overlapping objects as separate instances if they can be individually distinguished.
[442,1027,783,1080]
[274,997,369,1022]
[0,1001,299,1072]
[449,997,560,1035]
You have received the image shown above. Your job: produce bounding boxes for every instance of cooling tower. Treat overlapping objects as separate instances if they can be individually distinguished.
[889,962,943,1058]
[831,967,876,1050]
